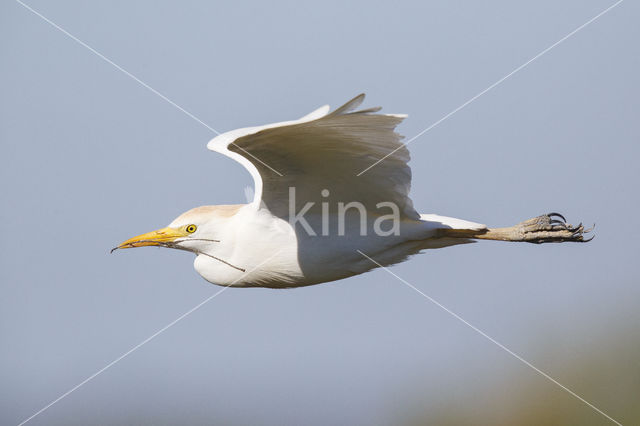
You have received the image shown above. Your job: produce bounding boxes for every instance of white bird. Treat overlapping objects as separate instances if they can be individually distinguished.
[113,94,591,288]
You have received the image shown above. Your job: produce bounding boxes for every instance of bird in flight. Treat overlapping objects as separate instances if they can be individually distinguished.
[113,94,591,288]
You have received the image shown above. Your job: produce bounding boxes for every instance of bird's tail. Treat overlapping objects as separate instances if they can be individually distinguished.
[420,214,486,231]
[415,214,487,250]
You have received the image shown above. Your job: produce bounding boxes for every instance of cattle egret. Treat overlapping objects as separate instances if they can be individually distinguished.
[113,94,591,288]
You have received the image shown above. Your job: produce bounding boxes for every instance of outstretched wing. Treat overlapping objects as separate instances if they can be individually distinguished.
[207,94,419,220]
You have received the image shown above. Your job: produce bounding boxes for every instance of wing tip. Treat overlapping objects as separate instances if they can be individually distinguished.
[331,93,366,116]
[332,94,408,119]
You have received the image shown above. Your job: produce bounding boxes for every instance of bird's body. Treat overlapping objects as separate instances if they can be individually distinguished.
[172,204,483,288]
[115,94,590,288]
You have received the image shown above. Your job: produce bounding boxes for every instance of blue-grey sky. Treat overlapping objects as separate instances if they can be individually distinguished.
[1,1,639,425]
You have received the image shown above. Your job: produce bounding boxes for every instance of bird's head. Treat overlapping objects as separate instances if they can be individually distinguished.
[112,206,240,254]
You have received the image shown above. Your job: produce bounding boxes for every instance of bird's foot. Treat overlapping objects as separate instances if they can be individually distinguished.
[515,213,594,244]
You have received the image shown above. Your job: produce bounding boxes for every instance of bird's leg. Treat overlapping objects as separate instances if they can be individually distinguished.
[474,213,593,244]
[440,213,593,244]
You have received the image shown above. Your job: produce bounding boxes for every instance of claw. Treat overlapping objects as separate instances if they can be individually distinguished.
[571,223,584,233]
[547,212,567,223]
[582,234,595,243]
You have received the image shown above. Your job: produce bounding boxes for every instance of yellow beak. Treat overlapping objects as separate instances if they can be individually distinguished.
[112,227,188,252]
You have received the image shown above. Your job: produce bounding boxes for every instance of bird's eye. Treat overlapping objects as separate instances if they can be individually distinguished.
[185,224,197,233]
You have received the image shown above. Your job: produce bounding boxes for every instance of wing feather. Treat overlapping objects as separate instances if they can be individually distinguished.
[207,94,418,220]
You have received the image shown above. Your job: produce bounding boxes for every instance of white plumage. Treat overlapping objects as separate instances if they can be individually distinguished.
[115,94,589,288]
[207,94,417,219]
